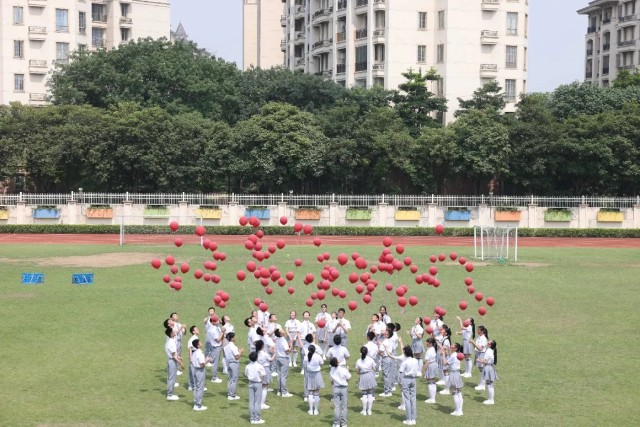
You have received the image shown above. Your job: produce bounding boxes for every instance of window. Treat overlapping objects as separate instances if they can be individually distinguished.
[438,11,445,29]
[121,28,130,42]
[14,40,24,58]
[506,45,517,68]
[92,28,106,47]
[418,12,427,30]
[121,3,130,17]
[524,47,527,70]
[56,42,70,62]
[436,78,444,96]
[375,43,385,62]
[417,45,426,63]
[505,79,516,101]
[92,4,106,22]
[524,14,528,37]
[523,80,527,94]
[437,44,444,62]
[603,55,610,74]
[79,44,87,53]
[14,74,25,92]
[56,9,69,32]
[13,6,23,25]
[79,12,86,34]
[355,45,367,71]
[507,12,518,36]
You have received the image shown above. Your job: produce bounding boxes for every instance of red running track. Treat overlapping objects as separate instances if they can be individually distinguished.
[0,234,639,248]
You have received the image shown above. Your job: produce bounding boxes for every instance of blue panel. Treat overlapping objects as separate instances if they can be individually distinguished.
[22,273,45,284]
[72,273,94,285]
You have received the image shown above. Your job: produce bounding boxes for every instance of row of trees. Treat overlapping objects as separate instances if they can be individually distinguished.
[1,39,639,195]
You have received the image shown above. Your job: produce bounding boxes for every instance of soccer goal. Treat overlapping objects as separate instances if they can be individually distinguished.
[473,226,518,262]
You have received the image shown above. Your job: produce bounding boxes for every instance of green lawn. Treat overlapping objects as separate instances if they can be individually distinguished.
[1,241,639,426]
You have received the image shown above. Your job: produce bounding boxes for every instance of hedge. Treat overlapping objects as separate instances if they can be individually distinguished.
[0,225,639,238]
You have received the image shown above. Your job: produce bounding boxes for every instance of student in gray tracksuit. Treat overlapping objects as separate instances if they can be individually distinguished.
[329,357,351,427]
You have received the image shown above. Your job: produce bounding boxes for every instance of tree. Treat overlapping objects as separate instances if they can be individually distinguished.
[392,68,447,134]
[612,68,640,88]
[548,81,640,121]
[455,81,506,117]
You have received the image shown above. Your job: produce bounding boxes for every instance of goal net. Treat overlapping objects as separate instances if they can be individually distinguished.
[473,226,518,262]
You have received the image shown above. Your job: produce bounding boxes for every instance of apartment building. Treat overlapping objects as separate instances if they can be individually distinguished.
[251,0,528,122]
[0,0,170,105]
[243,0,285,69]
[578,0,640,86]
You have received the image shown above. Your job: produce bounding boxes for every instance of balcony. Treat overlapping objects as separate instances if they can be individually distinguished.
[355,61,367,72]
[295,57,304,68]
[373,0,386,10]
[29,93,48,106]
[280,39,286,51]
[336,31,346,43]
[355,28,367,39]
[586,49,593,57]
[28,0,47,7]
[356,0,368,7]
[602,18,611,25]
[618,64,636,70]
[587,26,597,34]
[29,59,47,74]
[281,15,287,27]
[295,5,305,18]
[311,39,332,52]
[337,0,347,13]
[53,58,69,65]
[619,14,637,23]
[603,43,610,51]
[92,39,107,49]
[312,7,333,24]
[481,0,499,11]
[585,71,593,79]
[373,28,385,38]
[480,63,498,77]
[618,39,636,50]
[372,62,384,74]
[120,16,133,26]
[28,26,47,40]
[480,30,499,44]
[336,63,346,74]
[294,31,305,44]
[603,67,610,75]
[92,15,108,26]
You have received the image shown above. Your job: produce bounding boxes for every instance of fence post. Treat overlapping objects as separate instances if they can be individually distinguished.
[178,200,189,224]
[277,202,287,223]
[67,198,79,225]
[478,203,490,226]
[578,202,589,228]
[528,203,537,228]
[228,200,239,226]
[427,202,438,227]
[16,200,27,224]
[329,201,338,226]
[633,203,640,228]
[378,201,388,227]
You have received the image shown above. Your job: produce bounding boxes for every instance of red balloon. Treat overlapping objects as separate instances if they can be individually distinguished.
[403,257,412,266]
[351,252,360,261]
[165,256,175,266]
[276,239,286,249]
[475,292,484,302]
[316,255,324,263]
[425,326,433,334]
[277,278,286,287]
[429,255,437,263]
[366,283,375,293]
[382,237,393,247]
[174,237,183,248]
[236,270,246,281]
[220,292,230,301]
[330,269,339,280]
[410,265,418,273]
[305,273,315,283]
[303,224,313,235]
[246,261,257,272]
[429,266,438,276]
[317,290,326,300]
[151,258,161,269]
[397,297,407,307]
[385,283,394,291]
[464,277,473,286]
[465,263,474,272]
[457,352,465,361]
[172,282,182,291]
[311,292,318,300]
[338,290,347,299]
[317,319,326,328]
[486,297,495,306]
[463,319,471,328]
[337,253,349,266]
[288,287,295,295]
[438,253,446,262]
[478,306,487,316]
[253,298,262,306]
[279,216,288,225]
[174,276,182,282]
[395,287,406,297]
[169,221,179,232]
[435,224,444,235]
[268,245,277,254]
[244,240,255,250]
[423,316,431,325]
[249,217,260,228]
[355,284,365,294]
[162,274,171,283]
[313,237,322,247]
[239,216,249,226]
[409,296,418,306]
[248,234,258,244]
[218,300,226,308]
[355,257,367,270]
[331,287,340,297]
[459,300,468,310]
[213,295,222,305]
[209,242,218,251]
[395,244,405,254]
[195,225,206,237]
[348,301,358,311]
[170,265,178,274]
[458,257,467,265]
[306,298,314,307]
[285,271,294,281]
[294,259,303,267]
[212,275,221,284]
[363,294,372,304]
[203,273,211,282]
[259,302,268,312]
[415,275,424,285]
[467,285,475,294]
[293,222,303,233]
[180,263,190,274]
[450,252,458,261]
[194,269,203,279]
[256,230,264,238]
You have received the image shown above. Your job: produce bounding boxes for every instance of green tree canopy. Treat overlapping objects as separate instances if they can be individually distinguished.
[455,80,506,118]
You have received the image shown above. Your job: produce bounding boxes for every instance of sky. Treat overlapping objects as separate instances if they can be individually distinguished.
[170,0,587,93]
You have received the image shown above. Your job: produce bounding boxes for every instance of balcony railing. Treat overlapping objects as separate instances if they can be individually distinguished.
[92,39,107,48]
[281,15,287,26]
[603,67,610,75]
[356,0,368,7]
[29,59,47,74]
[29,93,47,102]
[480,64,498,76]
[373,0,386,8]
[120,17,133,25]
[295,5,305,16]
[312,39,332,50]
[27,0,47,7]
[280,40,286,51]
[618,39,636,47]
[372,62,384,71]
[602,18,611,24]
[295,31,305,41]
[481,30,498,38]
[373,28,385,37]
[337,0,347,11]
[312,7,333,21]
[355,61,367,72]
[92,15,107,23]
[619,14,636,23]
[355,28,367,39]
[482,0,500,10]
[618,64,636,70]
[336,31,346,42]
[28,26,47,34]
[586,49,593,56]
[585,71,593,78]
[587,26,597,33]
[295,57,304,66]
[336,63,346,74]
[603,43,610,51]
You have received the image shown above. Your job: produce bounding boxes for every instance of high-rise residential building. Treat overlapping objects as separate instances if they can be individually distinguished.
[578,0,639,87]
[246,0,529,122]
[243,0,285,69]
[0,0,170,106]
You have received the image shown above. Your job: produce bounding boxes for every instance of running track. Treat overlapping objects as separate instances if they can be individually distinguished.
[1,234,639,248]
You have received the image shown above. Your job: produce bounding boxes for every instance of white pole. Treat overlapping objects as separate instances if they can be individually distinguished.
[515,227,519,262]
[473,226,477,259]
[481,226,485,261]
[119,215,124,246]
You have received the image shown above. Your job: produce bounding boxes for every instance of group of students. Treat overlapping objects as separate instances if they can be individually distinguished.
[162,305,498,426]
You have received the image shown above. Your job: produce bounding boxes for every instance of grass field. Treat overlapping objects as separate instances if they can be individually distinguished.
[1,239,639,427]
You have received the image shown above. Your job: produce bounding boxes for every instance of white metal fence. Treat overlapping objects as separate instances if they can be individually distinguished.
[0,193,639,208]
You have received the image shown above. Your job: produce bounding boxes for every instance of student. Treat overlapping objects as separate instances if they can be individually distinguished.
[409,317,425,369]
[305,344,324,415]
[423,338,438,404]
[165,327,184,401]
[299,312,317,373]
[285,311,301,368]
[301,334,316,402]
[455,316,475,378]
[326,335,350,367]
[274,329,293,397]
[399,345,419,425]
[315,304,332,356]
[207,315,224,383]
[470,326,489,390]
[221,315,235,375]
[266,314,280,377]
[256,340,275,409]
[364,331,380,376]
[329,356,351,427]
[367,314,385,340]
[190,338,211,411]
[203,308,215,367]
[378,328,395,397]
[223,332,242,400]
[187,326,200,391]
[245,315,260,353]
[245,351,266,424]
[438,325,452,395]
[480,340,498,405]
[355,346,377,416]
[443,342,465,416]
[379,305,391,324]
[325,312,338,354]
[170,312,186,375]
[333,308,352,348]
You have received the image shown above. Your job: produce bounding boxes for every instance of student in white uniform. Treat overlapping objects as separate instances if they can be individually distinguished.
[329,356,351,427]
[165,327,184,401]
[187,326,200,391]
[256,339,275,410]
[479,340,498,405]
[333,309,351,348]
[438,325,452,395]
[379,305,391,324]
[190,338,211,411]
[409,317,425,369]
[285,311,301,367]
[326,335,350,367]
[207,315,224,383]
[443,342,465,416]
[299,311,317,373]
[355,346,377,416]
[305,345,325,415]
[315,304,332,356]
[455,316,475,378]
[223,332,242,400]
[364,331,380,376]
[399,345,420,425]
[274,328,292,397]
[266,314,281,376]
[378,328,395,397]
[221,315,235,375]
[470,326,489,390]
[325,312,338,354]
[245,315,260,353]
[423,337,438,404]
[245,351,266,424]
[170,312,186,375]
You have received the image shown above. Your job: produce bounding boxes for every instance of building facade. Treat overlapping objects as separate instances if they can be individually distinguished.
[250,0,528,122]
[0,0,170,105]
[243,0,285,69]
[578,0,640,86]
